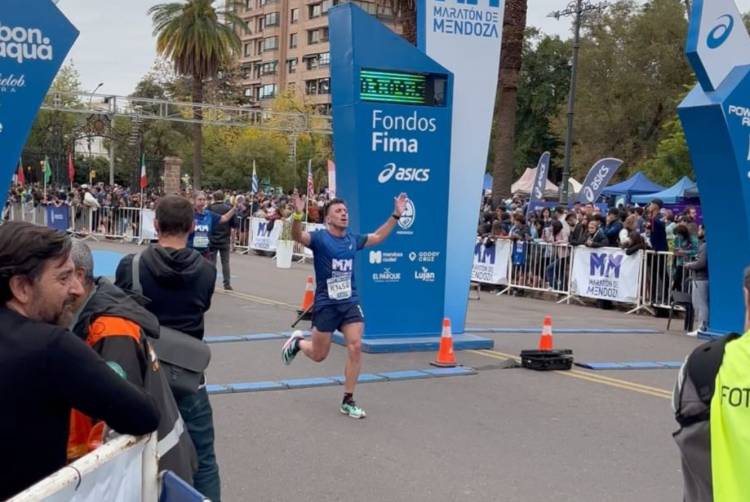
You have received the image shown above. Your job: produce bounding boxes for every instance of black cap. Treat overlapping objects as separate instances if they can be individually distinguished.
[651,198,664,209]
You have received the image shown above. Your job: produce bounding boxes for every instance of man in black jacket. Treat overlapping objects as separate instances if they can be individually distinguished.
[208,190,234,290]
[0,222,159,499]
[115,195,221,501]
[68,240,197,482]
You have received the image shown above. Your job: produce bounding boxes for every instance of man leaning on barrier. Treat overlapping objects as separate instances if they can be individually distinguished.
[65,240,197,483]
[0,222,159,500]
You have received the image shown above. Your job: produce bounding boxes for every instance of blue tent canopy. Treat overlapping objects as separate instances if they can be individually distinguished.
[601,172,665,198]
[631,176,697,204]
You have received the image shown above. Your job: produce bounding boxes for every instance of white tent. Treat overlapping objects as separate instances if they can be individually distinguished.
[511,168,558,197]
[568,177,582,195]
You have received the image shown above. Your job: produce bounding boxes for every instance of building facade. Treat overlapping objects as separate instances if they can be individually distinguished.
[236,0,397,114]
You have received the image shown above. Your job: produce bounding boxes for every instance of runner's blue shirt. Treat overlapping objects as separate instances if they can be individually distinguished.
[189,210,222,249]
[309,229,368,307]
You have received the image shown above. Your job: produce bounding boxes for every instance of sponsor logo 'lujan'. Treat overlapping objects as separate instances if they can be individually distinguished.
[0,23,53,64]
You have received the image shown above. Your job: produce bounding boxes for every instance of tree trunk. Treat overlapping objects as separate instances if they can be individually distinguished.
[192,74,204,191]
[400,4,417,45]
[491,0,527,207]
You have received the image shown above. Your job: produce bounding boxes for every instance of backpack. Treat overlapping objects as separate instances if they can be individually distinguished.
[673,333,740,502]
[675,333,740,427]
[132,251,211,398]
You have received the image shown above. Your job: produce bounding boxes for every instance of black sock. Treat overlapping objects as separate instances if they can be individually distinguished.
[343,393,354,405]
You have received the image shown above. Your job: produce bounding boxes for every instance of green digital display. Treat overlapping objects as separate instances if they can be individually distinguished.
[359,69,446,106]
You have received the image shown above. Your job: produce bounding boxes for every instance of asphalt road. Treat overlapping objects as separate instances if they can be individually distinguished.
[90,241,699,501]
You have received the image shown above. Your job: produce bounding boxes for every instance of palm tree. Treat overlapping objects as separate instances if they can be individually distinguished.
[149,0,242,190]
[381,0,417,44]
[491,0,527,206]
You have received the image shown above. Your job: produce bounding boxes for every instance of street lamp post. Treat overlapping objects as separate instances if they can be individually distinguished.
[550,0,608,204]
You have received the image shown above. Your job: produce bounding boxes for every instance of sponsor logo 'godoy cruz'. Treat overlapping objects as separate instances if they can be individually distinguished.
[707,14,734,49]
[0,23,53,64]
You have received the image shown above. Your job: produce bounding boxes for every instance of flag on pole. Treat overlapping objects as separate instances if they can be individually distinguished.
[67,151,75,185]
[251,160,258,194]
[139,153,147,189]
[16,159,24,186]
[327,160,336,198]
[43,156,52,185]
[306,159,314,199]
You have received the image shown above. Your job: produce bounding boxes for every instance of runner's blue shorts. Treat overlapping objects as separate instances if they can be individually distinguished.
[313,302,364,333]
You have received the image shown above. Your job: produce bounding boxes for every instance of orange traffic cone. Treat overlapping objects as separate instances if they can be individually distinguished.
[300,276,314,312]
[538,315,554,351]
[431,318,457,368]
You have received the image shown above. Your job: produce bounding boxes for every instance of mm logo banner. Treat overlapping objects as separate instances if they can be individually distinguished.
[570,247,643,303]
[0,0,78,210]
[418,0,504,333]
[471,239,510,285]
[250,217,283,252]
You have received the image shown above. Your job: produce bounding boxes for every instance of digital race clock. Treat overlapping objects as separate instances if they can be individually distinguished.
[359,69,447,106]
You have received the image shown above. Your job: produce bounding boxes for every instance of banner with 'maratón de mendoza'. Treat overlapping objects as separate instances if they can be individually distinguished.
[570,247,643,303]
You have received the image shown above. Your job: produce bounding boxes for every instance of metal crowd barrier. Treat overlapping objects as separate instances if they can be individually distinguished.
[504,241,572,297]
[486,240,695,314]
[89,207,143,242]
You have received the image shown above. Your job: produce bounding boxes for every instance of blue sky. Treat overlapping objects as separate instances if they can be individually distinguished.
[56,0,750,97]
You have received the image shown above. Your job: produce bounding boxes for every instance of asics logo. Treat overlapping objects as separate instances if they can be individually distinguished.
[707,14,734,49]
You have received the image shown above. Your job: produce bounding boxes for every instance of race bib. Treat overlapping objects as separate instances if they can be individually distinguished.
[327,275,352,300]
[194,235,209,249]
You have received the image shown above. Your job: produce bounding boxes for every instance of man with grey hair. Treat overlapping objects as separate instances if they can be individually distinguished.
[66,241,196,482]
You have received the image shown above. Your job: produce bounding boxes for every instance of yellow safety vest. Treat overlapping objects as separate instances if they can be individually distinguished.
[710,330,750,501]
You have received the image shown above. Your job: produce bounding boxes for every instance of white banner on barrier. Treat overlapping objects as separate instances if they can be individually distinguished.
[250,217,283,252]
[40,440,145,502]
[141,209,157,241]
[471,239,510,285]
[570,247,642,303]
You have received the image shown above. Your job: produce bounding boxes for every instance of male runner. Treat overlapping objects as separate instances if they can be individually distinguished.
[282,192,408,418]
[190,191,236,261]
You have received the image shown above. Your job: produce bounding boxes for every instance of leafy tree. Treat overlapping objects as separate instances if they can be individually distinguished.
[560,0,693,179]
[149,0,243,190]
[639,116,693,185]
[513,29,570,179]
[23,62,84,183]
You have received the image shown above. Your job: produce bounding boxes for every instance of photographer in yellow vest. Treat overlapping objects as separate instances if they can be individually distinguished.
[674,266,750,501]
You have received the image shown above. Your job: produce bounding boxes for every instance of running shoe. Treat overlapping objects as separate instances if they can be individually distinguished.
[340,401,366,419]
[281,333,302,365]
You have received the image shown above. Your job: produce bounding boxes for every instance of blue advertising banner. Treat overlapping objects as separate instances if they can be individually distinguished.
[329,4,453,337]
[418,0,504,333]
[576,158,623,204]
[46,204,69,231]
[0,1,78,210]
[526,151,550,216]
[679,0,750,335]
